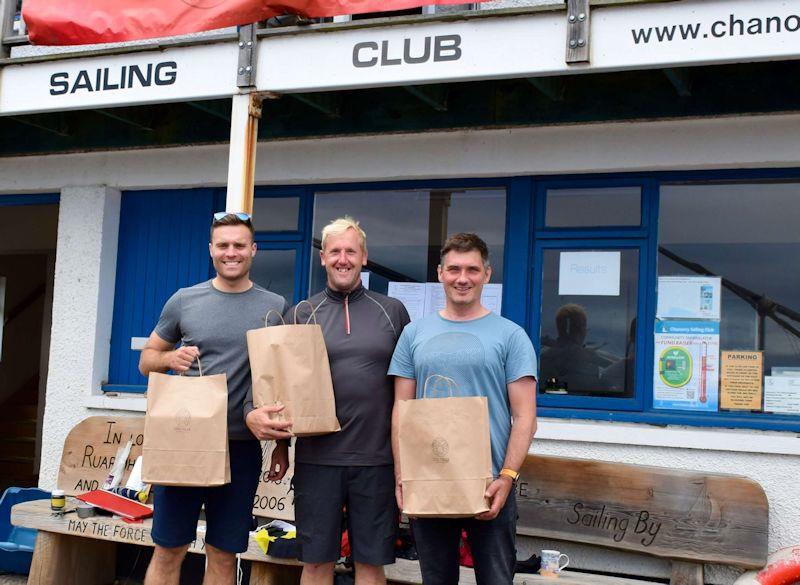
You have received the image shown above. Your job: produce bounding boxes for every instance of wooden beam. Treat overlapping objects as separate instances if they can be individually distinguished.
[93,108,153,132]
[527,76,566,101]
[8,115,70,138]
[403,85,448,112]
[27,531,116,585]
[186,100,231,122]
[290,93,342,117]
[663,68,692,98]
[669,561,704,585]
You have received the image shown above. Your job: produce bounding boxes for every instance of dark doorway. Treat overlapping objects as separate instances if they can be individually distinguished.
[0,202,58,492]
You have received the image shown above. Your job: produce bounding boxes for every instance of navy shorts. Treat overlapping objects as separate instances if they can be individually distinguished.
[151,440,262,553]
[293,462,397,565]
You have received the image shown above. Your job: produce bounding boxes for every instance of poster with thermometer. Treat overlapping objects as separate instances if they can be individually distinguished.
[653,321,720,411]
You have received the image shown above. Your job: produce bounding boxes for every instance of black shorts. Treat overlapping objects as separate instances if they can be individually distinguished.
[151,440,261,553]
[293,462,397,565]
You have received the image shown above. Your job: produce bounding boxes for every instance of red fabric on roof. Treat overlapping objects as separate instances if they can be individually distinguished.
[23,0,470,45]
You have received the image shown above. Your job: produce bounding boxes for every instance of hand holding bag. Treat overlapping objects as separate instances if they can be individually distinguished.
[247,302,340,437]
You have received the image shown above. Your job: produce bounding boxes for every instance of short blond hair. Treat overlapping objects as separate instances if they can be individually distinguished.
[321,216,367,253]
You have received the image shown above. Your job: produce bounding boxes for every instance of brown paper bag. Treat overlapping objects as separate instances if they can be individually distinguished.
[246,303,340,437]
[142,358,230,486]
[397,376,492,517]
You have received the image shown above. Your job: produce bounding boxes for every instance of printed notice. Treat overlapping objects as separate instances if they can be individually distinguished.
[387,282,426,321]
[656,276,721,321]
[653,320,720,412]
[720,351,763,411]
[558,251,621,296]
[764,376,800,415]
[360,271,370,289]
[389,282,503,321]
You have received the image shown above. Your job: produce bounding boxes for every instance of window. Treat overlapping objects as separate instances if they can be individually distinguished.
[309,188,506,317]
[657,181,800,417]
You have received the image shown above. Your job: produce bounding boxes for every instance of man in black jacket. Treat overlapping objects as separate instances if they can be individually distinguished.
[249,217,410,585]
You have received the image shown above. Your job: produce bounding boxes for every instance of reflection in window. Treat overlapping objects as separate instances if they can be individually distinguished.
[545,187,641,228]
[251,249,296,303]
[310,189,506,296]
[252,197,300,232]
[538,249,639,397]
[659,182,800,406]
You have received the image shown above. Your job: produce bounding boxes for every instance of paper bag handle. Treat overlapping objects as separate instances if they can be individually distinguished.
[177,354,203,376]
[293,299,319,325]
[264,309,286,327]
[422,374,457,399]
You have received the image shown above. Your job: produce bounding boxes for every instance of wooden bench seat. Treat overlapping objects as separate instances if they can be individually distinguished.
[15,417,769,585]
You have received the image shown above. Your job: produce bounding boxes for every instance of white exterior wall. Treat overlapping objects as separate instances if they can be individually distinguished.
[3,112,800,583]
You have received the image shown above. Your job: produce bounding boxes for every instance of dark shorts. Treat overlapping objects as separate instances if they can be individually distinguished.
[412,493,517,585]
[293,462,397,566]
[151,440,262,554]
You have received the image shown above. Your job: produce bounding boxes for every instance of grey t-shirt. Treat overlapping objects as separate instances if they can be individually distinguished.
[154,280,287,441]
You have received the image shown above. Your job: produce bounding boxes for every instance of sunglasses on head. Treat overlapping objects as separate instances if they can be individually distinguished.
[212,211,252,222]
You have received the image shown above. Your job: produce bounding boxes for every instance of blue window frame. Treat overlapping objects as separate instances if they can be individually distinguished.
[103,171,800,433]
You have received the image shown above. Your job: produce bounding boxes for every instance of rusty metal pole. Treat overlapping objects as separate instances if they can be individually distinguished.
[225,92,262,214]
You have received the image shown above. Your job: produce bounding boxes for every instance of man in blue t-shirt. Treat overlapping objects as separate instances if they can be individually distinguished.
[389,232,538,585]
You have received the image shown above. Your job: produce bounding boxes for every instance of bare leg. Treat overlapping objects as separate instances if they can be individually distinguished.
[354,562,386,585]
[300,561,335,585]
[144,544,189,585]
[203,543,237,585]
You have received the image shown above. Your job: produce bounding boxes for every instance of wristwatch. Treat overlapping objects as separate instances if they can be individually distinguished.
[500,468,520,483]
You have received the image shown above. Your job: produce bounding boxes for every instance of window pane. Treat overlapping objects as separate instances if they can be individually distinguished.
[252,197,300,232]
[658,182,800,413]
[546,187,641,227]
[539,249,639,397]
[251,249,296,303]
[310,189,505,310]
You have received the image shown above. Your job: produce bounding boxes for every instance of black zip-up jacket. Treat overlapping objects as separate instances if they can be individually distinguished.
[289,284,410,466]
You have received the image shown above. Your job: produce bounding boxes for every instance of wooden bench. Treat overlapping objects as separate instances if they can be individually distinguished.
[14,417,768,584]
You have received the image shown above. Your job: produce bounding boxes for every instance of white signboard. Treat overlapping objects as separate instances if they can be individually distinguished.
[388,281,502,321]
[2,0,800,115]
[653,320,720,412]
[764,376,800,415]
[657,276,721,321]
[257,0,800,94]
[0,43,238,115]
[558,251,620,296]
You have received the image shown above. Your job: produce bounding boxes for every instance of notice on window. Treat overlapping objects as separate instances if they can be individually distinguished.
[387,282,426,321]
[764,376,800,415]
[388,282,503,321]
[720,351,763,411]
[656,276,721,321]
[558,251,620,296]
[653,320,720,412]
[360,271,370,289]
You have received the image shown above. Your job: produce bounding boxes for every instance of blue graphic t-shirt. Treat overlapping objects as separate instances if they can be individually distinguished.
[388,311,538,477]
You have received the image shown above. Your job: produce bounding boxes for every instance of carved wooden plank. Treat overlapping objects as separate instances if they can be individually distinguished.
[57,416,144,495]
[27,530,116,585]
[253,440,295,520]
[516,455,768,568]
[670,561,704,585]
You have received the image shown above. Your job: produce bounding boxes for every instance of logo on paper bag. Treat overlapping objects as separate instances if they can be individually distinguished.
[174,408,192,432]
[432,437,449,463]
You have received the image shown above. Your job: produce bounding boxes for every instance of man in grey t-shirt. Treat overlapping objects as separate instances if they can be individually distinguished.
[139,212,289,585]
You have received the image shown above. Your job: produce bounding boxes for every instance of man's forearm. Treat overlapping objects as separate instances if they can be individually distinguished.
[138,348,172,376]
[500,414,536,474]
